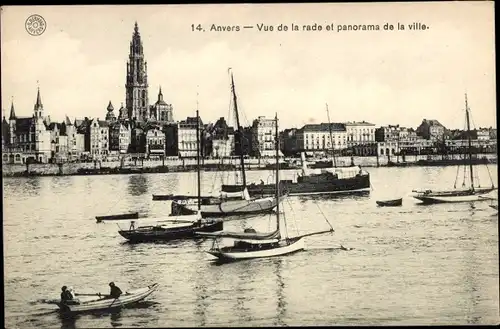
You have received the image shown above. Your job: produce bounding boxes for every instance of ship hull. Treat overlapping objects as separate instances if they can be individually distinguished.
[208,237,305,262]
[221,174,370,197]
[413,187,496,204]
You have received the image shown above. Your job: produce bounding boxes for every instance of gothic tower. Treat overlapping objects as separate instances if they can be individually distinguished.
[34,87,44,119]
[125,22,149,122]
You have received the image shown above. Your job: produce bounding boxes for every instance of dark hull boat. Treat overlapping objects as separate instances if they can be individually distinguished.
[96,212,139,223]
[221,168,370,197]
[413,187,496,204]
[118,219,223,243]
[376,198,403,207]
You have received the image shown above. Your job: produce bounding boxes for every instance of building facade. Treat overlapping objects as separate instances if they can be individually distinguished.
[416,119,446,141]
[295,123,347,154]
[252,116,279,157]
[178,116,203,158]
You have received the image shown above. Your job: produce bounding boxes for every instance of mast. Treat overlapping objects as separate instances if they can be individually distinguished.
[230,71,247,188]
[196,108,201,211]
[325,103,337,168]
[465,93,475,191]
[275,112,280,234]
[396,129,400,163]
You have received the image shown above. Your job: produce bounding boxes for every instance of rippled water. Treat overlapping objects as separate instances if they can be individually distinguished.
[3,165,499,327]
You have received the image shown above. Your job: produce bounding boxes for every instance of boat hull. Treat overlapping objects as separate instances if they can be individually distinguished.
[221,174,370,197]
[376,198,403,207]
[207,237,305,261]
[413,188,496,204]
[171,197,278,217]
[56,283,159,314]
[118,221,223,243]
[96,212,139,222]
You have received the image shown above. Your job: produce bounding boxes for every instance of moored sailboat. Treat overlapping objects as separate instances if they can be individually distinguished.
[171,70,281,217]
[117,109,223,243]
[196,113,335,262]
[412,94,496,204]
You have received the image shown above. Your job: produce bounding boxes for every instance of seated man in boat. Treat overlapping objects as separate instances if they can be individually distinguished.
[60,285,79,305]
[109,282,123,299]
[60,285,74,301]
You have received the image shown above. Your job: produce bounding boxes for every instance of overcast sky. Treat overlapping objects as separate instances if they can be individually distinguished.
[1,2,496,130]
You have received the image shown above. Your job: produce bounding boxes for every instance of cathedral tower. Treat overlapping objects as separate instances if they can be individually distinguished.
[125,22,149,122]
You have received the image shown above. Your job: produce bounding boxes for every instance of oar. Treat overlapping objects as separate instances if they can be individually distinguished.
[75,293,107,297]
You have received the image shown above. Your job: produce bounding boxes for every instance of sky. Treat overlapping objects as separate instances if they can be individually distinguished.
[1,2,496,131]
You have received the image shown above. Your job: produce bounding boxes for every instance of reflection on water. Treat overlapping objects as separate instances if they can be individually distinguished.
[274,258,286,326]
[3,165,499,327]
[128,175,149,196]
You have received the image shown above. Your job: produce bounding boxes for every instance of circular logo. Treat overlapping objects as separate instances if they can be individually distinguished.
[25,14,46,36]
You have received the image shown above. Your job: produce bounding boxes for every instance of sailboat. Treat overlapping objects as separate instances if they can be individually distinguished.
[117,109,223,243]
[170,70,281,218]
[412,94,497,204]
[221,103,371,197]
[195,113,335,262]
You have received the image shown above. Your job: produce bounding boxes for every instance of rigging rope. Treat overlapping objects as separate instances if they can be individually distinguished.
[485,164,495,188]
[453,163,460,189]
[315,202,335,231]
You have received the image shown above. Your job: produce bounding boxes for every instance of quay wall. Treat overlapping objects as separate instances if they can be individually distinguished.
[2,153,497,177]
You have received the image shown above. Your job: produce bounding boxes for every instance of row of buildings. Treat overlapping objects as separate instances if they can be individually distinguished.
[2,89,496,164]
[2,22,497,164]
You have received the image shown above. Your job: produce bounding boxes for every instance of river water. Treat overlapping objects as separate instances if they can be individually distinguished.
[3,165,499,328]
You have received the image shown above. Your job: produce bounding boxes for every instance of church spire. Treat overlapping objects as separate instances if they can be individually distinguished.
[9,97,16,120]
[134,21,139,34]
[158,86,163,101]
[36,87,42,107]
[34,87,44,118]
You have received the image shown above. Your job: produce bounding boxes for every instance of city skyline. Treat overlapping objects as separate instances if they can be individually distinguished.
[1,3,496,130]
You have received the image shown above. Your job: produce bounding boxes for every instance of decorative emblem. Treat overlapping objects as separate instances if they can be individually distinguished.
[25,14,46,36]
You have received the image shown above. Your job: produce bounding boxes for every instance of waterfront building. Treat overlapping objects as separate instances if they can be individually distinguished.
[280,128,299,156]
[2,89,52,164]
[178,116,203,158]
[145,125,166,157]
[416,119,446,141]
[78,118,110,159]
[295,123,347,155]
[209,117,235,158]
[252,116,283,157]
[109,121,131,154]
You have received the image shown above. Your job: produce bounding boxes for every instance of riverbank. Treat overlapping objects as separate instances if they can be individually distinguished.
[2,153,496,177]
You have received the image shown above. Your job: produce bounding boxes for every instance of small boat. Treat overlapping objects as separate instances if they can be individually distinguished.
[95,212,139,223]
[55,283,159,314]
[412,94,497,204]
[489,204,498,211]
[117,216,223,243]
[376,198,403,207]
[196,109,334,262]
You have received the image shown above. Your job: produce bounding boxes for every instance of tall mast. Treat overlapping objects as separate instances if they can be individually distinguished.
[230,71,246,188]
[465,93,475,191]
[275,112,280,233]
[196,108,201,211]
[396,128,400,163]
[325,103,337,168]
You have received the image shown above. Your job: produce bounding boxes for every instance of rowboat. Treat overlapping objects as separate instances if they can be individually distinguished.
[95,212,139,223]
[490,204,498,211]
[376,198,403,207]
[56,283,159,314]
